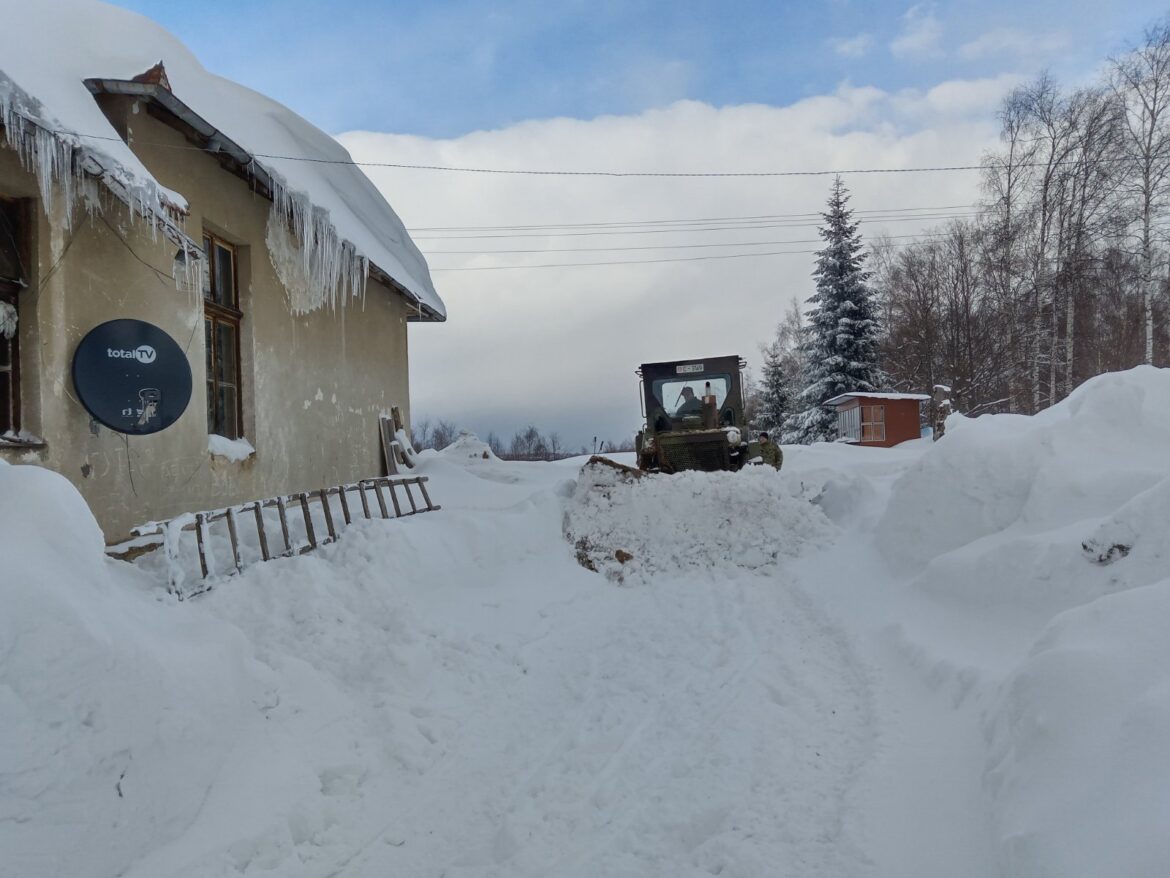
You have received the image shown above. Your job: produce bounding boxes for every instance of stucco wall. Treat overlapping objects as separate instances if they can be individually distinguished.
[0,101,416,539]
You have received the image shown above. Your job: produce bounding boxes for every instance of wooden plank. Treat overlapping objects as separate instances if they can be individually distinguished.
[380,416,399,476]
[319,489,337,542]
[253,502,270,562]
[299,492,317,549]
[338,485,352,525]
[385,479,404,517]
[358,482,372,519]
[416,477,440,512]
[276,496,292,555]
[194,513,210,579]
[225,507,243,573]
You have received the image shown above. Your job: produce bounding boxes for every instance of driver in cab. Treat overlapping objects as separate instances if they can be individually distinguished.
[675,386,703,415]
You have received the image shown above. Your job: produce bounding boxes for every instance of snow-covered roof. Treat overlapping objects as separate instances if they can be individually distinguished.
[823,392,931,406]
[0,0,444,320]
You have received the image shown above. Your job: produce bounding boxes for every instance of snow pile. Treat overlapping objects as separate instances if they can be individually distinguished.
[207,434,254,462]
[0,462,275,878]
[878,367,1170,575]
[0,0,442,316]
[439,431,498,462]
[851,367,1170,877]
[873,369,1170,624]
[564,461,835,582]
[986,580,1170,877]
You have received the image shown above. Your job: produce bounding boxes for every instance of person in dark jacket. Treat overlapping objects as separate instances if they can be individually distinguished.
[675,386,703,415]
[758,431,783,469]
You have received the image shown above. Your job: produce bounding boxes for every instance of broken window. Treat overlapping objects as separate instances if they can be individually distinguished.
[203,232,243,440]
[1,198,27,436]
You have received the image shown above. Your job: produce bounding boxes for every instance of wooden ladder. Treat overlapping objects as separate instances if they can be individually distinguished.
[128,474,440,598]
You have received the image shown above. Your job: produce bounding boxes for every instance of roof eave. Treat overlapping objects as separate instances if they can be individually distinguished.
[83,77,442,320]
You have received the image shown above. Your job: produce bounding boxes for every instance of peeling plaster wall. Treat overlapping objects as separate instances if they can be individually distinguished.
[0,101,414,539]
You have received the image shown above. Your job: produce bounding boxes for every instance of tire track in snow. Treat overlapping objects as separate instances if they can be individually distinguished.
[348,564,878,877]
[190,466,878,878]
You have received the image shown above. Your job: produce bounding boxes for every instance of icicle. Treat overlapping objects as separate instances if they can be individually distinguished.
[0,300,16,340]
[1,79,185,246]
[2,78,372,318]
[266,178,368,315]
[172,244,205,296]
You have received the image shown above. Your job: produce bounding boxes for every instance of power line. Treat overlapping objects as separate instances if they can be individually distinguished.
[422,230,951,256]
[428,239,933,271]
[429,249,823,270]
[414,211,984,240]
[64,129,997,178]
[408,203,980,231]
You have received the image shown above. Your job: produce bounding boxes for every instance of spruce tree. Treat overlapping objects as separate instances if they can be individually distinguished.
[784,177,882,444]
[756,339,791,433]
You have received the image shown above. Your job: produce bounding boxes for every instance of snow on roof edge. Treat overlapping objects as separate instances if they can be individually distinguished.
[823,392,931,406]
[0,78,198,254]
[0,0,444,320]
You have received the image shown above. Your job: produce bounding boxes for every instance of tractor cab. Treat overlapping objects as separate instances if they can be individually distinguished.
[636,355,749,473]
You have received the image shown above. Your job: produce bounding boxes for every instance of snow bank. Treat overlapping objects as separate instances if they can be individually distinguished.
[877,367,1170,577]
[858,368,1170,876]
[0,0,442,316]
[439,431,498,461]
[564,461,835,582]
[986,580,1170,878]
[0,463,274,878]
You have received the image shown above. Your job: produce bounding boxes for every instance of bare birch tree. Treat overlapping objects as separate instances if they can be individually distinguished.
[1112,19,1170,364]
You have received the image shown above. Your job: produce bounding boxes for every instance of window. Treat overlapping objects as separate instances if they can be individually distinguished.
[0,199,26,436]
[203,233,242,439]
[838,405,860,442]
[652,375,730,416]
[861,405,886,442]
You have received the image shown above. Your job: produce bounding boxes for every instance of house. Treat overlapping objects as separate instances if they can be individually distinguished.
[0,0,445,540]
[823,392,929,448]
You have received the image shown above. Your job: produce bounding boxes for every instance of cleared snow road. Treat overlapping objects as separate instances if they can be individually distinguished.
[200,453,877,878]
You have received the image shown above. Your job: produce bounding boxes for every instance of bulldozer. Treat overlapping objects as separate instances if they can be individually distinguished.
[634,355,751,473]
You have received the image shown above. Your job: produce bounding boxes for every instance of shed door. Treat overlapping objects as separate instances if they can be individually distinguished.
[860,405,886,442]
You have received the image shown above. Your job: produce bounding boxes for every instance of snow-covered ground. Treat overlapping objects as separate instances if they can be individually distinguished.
[4,367,1170,877]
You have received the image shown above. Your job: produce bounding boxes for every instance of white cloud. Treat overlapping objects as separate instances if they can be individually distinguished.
[338,79,1007,448]
[890,5,944,59]
[829,33,875,58]
[959,27,1069,61]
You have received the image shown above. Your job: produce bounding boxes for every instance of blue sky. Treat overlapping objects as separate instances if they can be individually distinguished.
[109,0,1163,138]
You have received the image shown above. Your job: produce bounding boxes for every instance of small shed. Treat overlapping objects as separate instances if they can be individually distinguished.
[823,392,930,448]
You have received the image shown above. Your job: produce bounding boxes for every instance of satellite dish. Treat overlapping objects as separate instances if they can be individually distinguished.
[72,319,193,435]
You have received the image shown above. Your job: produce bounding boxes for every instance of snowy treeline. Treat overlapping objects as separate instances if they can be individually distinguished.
[751,18,1170,431]
[874,18,1170,415]
[410,418,632,458]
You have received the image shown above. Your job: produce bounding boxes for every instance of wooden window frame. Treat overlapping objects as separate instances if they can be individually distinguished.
[837,405,861,442]
[203,232,244,440]
[1,198,29,437]
[861,405,886,442]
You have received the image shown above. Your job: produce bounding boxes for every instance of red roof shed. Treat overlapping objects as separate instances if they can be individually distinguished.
[823,392,929,448]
